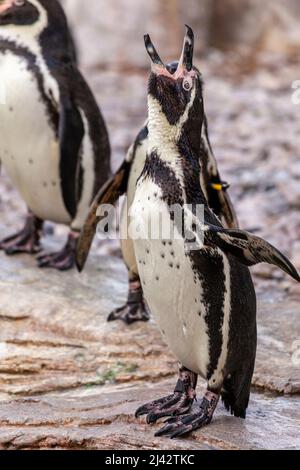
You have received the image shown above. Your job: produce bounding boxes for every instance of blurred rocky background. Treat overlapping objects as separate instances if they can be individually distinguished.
[0,0,299,450]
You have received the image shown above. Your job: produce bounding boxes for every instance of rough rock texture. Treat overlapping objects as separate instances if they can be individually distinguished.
[0,251,299,450]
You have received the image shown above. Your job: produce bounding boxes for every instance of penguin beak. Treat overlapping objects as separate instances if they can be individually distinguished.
[0,1,13,15]
[175,25,194,76]
[144,26,195,79]
[144,34,173,78]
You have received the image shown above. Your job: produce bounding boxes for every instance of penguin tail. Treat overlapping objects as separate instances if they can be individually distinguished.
[221,366,254,419]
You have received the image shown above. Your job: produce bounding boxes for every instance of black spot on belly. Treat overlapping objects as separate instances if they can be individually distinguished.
[176,264,180,269]
[161,253,165,259]
[28,159,33,164]
[156,276,159,281]
[9,106,13,112]
[43,182,48,188]
[169,262,173,268]
[170,250,175,257]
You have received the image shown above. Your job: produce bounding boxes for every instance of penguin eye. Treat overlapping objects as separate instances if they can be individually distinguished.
[182,78,193,92]
[14,0,25,6]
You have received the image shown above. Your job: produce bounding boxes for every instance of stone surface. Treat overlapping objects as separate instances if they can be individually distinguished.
[0,251,299,450]
[0,380,299,450]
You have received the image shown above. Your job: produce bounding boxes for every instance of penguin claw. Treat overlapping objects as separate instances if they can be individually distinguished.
[135,392,194,424]
[0,213,43,256]
[155,411,212,439]
[36,231,79,271]
[37,250,75,271]
[135,394,175,417]
[0,231,41,255]
[154,392,219,438]
[107,301,150,324]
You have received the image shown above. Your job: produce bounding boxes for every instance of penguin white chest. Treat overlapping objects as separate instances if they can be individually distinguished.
[0,51,71,224]
[131,179,210,377]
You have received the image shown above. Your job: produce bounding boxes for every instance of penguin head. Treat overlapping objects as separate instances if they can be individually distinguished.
[0,1,75,63]
[0,0,41,26]
[0,1,66,33]
[144,26,204,135]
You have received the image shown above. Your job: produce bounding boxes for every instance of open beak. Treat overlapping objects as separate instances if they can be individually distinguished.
[144,25,195,78]
[144,34,164,67]
[176,25,194,74]
[144,34,173,77]
[0,1,13,15]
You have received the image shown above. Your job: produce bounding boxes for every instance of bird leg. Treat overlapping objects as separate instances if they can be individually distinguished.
[155,389,220,439]
[37,230,79,271]
[0,211,43,255]
[135,366,197,423]
[107,276,150,324]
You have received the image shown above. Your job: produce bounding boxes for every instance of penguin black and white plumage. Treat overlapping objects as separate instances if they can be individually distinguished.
[0,0,110,270]
[76,67,238,324]
[130,28,298,437]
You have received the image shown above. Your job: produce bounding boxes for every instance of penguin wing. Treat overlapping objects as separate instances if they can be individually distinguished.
[76,160,131,272]
[59,92,84,218]
[204,224,300,282]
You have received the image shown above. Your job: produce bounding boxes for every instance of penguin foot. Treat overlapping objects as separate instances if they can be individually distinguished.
[37,231,79,271]
[107,279,150,324]
[0,213,43,255]
[107,301,150,324]
[135,367,197,423]
[154,390,219,439]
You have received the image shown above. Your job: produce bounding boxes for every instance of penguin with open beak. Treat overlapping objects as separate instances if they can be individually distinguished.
[76,31,238,324]
[0,0,110,270]
[128,27,299,437]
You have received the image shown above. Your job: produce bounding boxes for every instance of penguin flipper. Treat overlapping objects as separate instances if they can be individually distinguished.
[204,225,300,282]
[59,94,84,219]
[75,160,131,272]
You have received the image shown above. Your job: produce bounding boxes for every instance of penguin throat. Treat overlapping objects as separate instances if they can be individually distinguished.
[147,94,191,159]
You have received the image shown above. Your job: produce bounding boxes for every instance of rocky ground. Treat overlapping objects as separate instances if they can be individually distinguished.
[0,2,300,450]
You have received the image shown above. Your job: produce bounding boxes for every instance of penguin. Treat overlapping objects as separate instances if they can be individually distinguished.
[88,27,299,438]
[76,69,238,324]
[0,0,111,270]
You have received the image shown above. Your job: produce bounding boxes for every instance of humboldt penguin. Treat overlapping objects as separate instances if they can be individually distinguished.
[128,27,299,437]
[76,69,238,324]
[0,0,110,270]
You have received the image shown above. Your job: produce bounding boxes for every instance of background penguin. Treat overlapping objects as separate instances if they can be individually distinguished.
[0,0,110,270]
[76,67,238,324]
[128,28,299,437]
